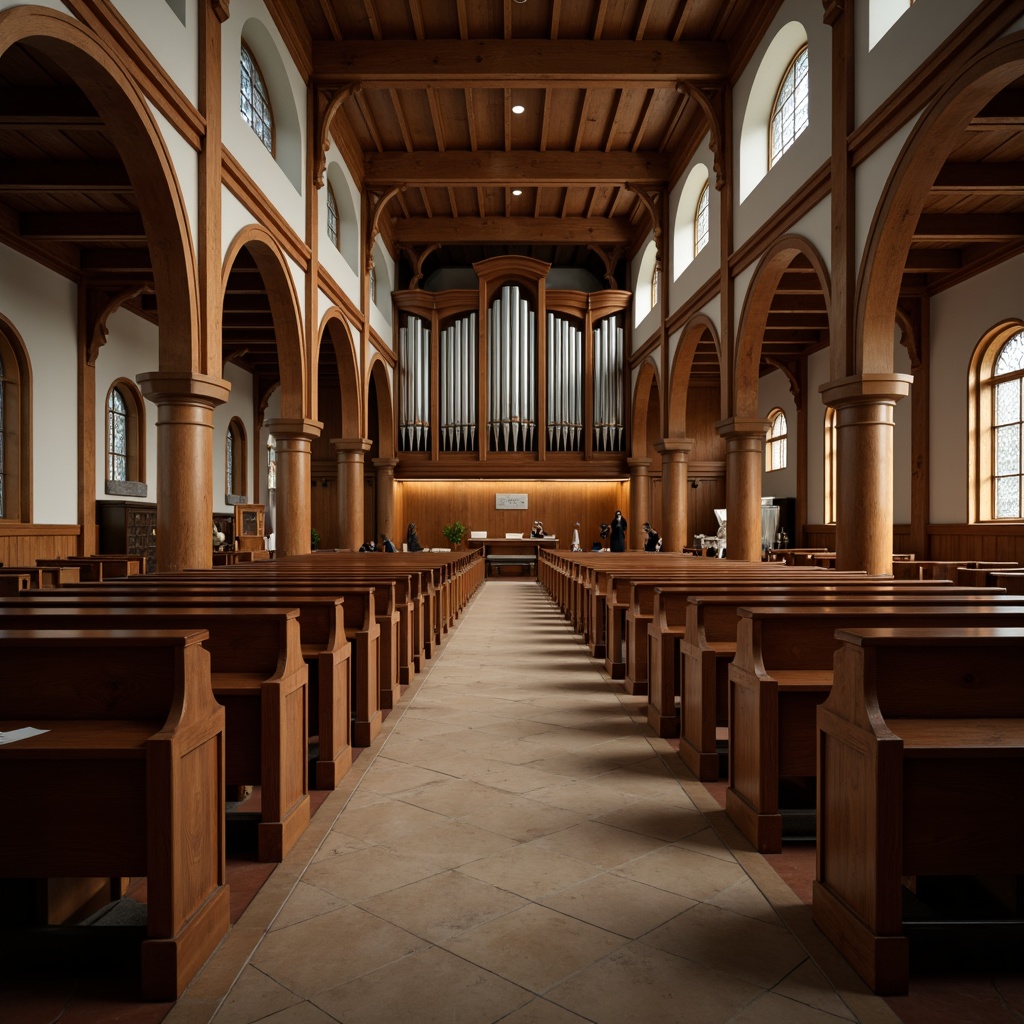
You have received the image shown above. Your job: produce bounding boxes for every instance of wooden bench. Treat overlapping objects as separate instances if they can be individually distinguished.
[0,565,80,588]
[0,627,230,999]
[0,603,310,862]
[815,626,1024,995]
[486,553,537,576]
[727,601,1024,853]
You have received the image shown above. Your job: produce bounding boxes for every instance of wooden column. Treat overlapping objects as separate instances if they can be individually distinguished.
[373,456,399,547]
[655,438,694,552]
[820,374,912,574]
[627,458,651,550]
[137,371,230,572]
[266,417,321,556]
[716,416,769,562]
[334,438,371,551]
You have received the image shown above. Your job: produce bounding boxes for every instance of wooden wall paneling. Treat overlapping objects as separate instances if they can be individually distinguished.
[0,525,80,564]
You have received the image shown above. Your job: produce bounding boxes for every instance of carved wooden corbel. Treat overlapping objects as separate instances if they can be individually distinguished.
[366,183,406,270]
[762,356,802,404]
[86,283,154,366]
[313,82,361,189]
[400,243,441,289]
[586,244,626,289]
[676,81,727,191]
[624,182,664,269]
[211,0,230,23]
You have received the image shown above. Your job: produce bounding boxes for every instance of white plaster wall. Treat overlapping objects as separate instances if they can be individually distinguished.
[759,369,797,500]
[0,0,68,15]
[928,252,1024,524]
[322,153,362,293]
[893,331,912,523]
[369,246,396,340]
[221,0,306,228]
[0,245,78,522]
[668,135,718,307]
[94,306,159,502]
[631,230,659,340]
[733,0,831,247]
[857,0,984,127]
[211,360,255,513]
[148,100,199,251]
[113,0,198,107]
[806,346,831,523]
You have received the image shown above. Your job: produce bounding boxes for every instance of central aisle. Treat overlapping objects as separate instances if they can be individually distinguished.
[173,580,897,1024]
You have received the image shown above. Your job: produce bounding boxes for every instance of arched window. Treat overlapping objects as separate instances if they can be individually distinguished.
[327,183,340,250]
[0,322,30,521]
[765,408,788,471]
[104,380,145,492]
[824,406,837,524]
[694,182,710,257]
[770,45,809,167]
[240,42,273,154]
[226,418,247,500]
[634,239,659,326]
[651,261,660,310]
[973,325,1024,521]
[369,264,377,306]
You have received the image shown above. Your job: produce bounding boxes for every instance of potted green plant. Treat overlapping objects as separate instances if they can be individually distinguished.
[310,527,321,550]
[441,520,466,548]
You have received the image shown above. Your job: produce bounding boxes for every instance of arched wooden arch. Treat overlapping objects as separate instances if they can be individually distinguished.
[630,357,661,459]
[221,227,306,419]
[733,234,831,418]
[317,310,362,438]
[366,355,396,459]
[667,313,721,435]
[0,7,200,372]
[859,32,1024,374]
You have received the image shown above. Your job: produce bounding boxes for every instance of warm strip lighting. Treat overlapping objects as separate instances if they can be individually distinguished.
[512,104,525,114]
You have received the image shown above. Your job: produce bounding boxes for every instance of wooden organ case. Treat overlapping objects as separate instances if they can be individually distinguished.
[394,255,631,480]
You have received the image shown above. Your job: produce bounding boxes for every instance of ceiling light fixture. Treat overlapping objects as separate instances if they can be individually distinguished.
[512,104,525,114]
[512,188,523,196]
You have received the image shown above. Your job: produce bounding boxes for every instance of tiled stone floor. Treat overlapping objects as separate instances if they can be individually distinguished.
[165,580,902,1024]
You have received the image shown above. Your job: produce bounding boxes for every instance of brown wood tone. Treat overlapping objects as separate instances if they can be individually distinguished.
[815,625,1024,995]
[0,627,229,1000]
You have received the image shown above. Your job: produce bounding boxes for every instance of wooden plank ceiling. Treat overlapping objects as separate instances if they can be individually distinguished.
[1,4,1023,389]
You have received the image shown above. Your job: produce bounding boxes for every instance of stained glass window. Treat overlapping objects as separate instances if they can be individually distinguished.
[107,386,128,482]
[327,184,339,249]
[992,330,1024,518]
[770,46,809,168]
[694,182,710,256]
[765,408,788,472]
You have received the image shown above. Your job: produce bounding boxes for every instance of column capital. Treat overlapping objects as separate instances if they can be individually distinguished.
[265,417,323,441]
[715,416,770,442]
[373,457,400,472]
[627,457,652,472]
[819,373,912,408]
[332,437,373,454]
[137,370,231,408]
[654,437,695,457]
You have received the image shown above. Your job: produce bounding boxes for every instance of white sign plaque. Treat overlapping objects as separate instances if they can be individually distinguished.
[495,492,529,510]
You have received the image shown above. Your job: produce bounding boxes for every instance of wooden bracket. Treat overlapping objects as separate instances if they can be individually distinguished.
[676,81,727,191]
[313,83,361,189]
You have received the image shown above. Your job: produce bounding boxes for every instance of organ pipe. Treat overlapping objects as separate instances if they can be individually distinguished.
[545,312,583,452]
[487,283,536,452]
[437,312,477,452]
[399,315,430,452]
[593,313,624,452]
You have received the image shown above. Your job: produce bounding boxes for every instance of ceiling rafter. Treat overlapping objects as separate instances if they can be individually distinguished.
[572,90,591,153]
[388,87,414,152]
[316,0,342,40]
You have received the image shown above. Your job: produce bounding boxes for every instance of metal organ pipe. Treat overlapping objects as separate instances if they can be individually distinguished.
[487,284,535,452]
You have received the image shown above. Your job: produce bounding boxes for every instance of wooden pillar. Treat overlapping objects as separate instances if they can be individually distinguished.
[334,438,371,551]
[627,458,651,550]
[716,416,769,562]
[137,371,230,572]
[374,456,399,547]
[820,375,912,574]
[266,417,321,556]
[655,438,694,552]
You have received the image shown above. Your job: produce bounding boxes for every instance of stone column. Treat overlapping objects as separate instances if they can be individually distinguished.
[265,417,322,556]
[820,374,912,574]
[137,371,231,572]
[334,438,372,551]
[716,417,770,562]
[654,438,694,552]
[373,457,399,548]
[627,458,651,550]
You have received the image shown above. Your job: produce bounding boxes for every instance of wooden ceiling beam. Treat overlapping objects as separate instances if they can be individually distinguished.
[392,215,633,244]
[20,212,145,240]
[0,161,132,191]
[0,88,101,127]
[81,248,152,271]
[913,213,1024,242]
[903,249,962,271]
[312,39,728,87]
[932,162,1024,192]
[364,149,669,185]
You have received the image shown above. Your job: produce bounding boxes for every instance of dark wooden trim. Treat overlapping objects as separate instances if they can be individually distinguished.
[369,327,396,367]
[265,0,313,83]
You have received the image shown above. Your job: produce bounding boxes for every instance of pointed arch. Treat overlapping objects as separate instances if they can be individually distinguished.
[221,226,307,419]
[0,6,200,373]
[734,234,830,418]
[859,32,1024,376]
[367,355,396,459]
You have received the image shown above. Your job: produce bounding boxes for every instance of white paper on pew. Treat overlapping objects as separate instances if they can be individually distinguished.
[0,726,49,745]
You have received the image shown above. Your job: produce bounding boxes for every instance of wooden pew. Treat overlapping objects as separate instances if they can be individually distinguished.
[0,565,80,588]
[674,582,993,776]
[0,604,310,862]
[727,600,1024,853]
[0,572,30,595]
[0,628,230,1000]
[814,626,1024,995]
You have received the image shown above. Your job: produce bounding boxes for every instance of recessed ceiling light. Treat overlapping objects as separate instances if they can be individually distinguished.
[512,104,525,114]
[512,188,523,196]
